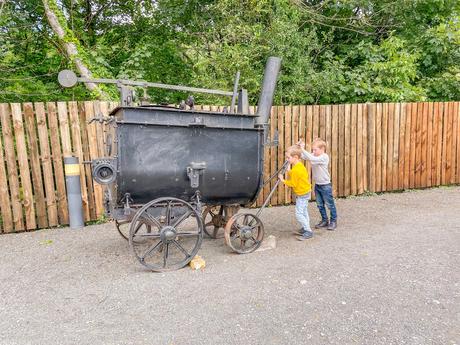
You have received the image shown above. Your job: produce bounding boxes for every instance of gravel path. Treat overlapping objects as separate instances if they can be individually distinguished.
[1,186,459,345]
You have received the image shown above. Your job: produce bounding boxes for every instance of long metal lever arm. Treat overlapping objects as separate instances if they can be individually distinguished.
[255,160,289,219]
[78,77,233,97]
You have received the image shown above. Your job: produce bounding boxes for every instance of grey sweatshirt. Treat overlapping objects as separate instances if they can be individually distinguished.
[301,150,331,185]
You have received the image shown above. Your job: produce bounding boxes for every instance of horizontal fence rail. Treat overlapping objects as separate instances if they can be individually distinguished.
[0,101,459,233]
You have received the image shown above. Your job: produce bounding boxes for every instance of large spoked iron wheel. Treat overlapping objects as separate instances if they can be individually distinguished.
[224,213,264,254]
[129,197,203,272]
[115,219,131,241]
[117,219,150,244]
[202,205,239,239]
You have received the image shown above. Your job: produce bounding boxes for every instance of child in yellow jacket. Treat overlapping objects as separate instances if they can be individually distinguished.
[278,145,313,240]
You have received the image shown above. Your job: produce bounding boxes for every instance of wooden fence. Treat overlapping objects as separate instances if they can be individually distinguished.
[0,101,459,233]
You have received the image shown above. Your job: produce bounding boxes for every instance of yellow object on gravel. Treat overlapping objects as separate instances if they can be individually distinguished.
[189,255,206,270]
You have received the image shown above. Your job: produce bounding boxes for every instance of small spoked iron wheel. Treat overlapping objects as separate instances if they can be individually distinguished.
[202,206,226,239]
[224,213,264,254]
[129,197,203,272]
[202,205,240,239]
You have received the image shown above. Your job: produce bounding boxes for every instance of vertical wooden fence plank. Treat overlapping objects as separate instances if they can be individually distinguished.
[0,104,13,232]
[448,101,455,183]
[409,103,417,188]
[312,105,320,141]
[331,105,339,197]
[350,103,357,195]
[69,102,90,221]
[367,104,376,192]
[403,103,412,189]
[450,102,458,184]
[47,102,68,224]
[344,104,351,196]
[362,104,368,193]
[35,102,58,227]
[436,103,444,186]
[441,102,449,184]
[306,106,313,146]
[431,102,439,186]
[392,103,400,190]
[57,102,72,157]
[319,105,326,141]
[375,103,382,192]
[1,104,24,230]
[381,103,388,191]
[386,103,394,190]
[23,103,48,228]
[447,102,454,183]
[292,105,299,146]
[356,104,363,194]
[426,103,434,187]
[338,105,345,196]
[420,102,428,187]
[415,103,423,188]
[11,103,36,230]
[398,103,406,190]
[388,103,396,190]
[456,102,460,183]
[298,105,305,144]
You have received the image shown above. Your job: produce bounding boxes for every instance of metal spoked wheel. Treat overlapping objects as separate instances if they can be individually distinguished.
[202,206,226,239]
[129,197,203,272]
[202,205,240,239]
[115,219,130,240]
[224,213,264,254]
[116,218,147,244]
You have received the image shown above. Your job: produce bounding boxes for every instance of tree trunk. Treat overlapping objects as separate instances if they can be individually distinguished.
[42,0,107,98]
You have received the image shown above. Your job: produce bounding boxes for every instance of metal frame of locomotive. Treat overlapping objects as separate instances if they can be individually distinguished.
[58,57,285,271]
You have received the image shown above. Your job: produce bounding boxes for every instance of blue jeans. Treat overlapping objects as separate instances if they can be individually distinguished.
[295,193,312,232]
[314,183,337,222]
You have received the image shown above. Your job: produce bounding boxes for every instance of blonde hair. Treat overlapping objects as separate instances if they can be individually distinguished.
[312,138,327,150]
[286,145,302,158]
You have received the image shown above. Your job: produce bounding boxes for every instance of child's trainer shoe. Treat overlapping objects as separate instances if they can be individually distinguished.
[327,221,337,231]
[294,228,307,235]
[315,220,329,229]
[296,230,313,240]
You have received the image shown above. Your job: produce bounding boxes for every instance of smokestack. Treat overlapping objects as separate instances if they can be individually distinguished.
[255,57,282,126]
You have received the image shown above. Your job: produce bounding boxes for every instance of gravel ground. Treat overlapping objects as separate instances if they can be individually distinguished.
[1,186,459,345]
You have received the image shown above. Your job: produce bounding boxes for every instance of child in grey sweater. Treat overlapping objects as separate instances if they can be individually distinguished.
[297,138,337,230]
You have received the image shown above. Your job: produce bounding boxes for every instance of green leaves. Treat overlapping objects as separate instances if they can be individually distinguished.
[1,0,459,103]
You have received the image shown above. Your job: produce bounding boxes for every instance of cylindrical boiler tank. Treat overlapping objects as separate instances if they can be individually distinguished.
[111,106,264,206]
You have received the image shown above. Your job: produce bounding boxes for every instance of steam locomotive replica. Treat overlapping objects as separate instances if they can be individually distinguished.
[58,57,282,271]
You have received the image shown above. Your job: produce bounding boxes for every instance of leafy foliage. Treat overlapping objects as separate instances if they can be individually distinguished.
[1,0,459,104]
